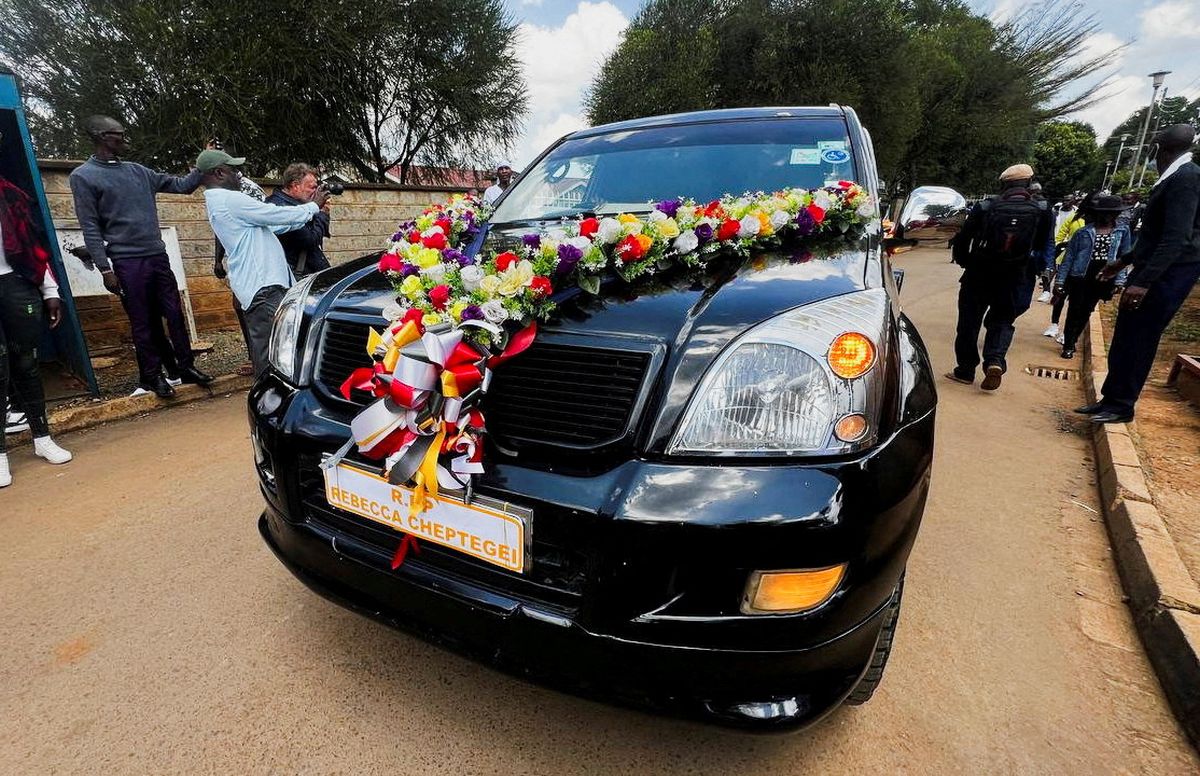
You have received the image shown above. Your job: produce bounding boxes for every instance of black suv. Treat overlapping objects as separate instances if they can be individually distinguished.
[251,106,937,730]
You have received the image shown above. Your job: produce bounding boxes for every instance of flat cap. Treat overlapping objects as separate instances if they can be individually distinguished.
[999,163,1034,182]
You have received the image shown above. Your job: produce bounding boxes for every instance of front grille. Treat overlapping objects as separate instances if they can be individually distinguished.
[297,466,592,612]
[315,318,652,448]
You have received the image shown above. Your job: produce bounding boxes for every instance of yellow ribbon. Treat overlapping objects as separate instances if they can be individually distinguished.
[408,426,446,518]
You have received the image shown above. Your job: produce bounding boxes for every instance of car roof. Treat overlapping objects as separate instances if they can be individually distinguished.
[568,106,849,140]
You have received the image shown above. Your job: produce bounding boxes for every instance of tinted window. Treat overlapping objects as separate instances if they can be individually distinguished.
[491,119,855,222]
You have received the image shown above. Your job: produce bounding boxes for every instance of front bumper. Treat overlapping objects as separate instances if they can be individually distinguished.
[250,375,934,730]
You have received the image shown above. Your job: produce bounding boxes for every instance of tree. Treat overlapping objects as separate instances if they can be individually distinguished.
[0,0,527,181]
[1100,96,1200,187]
[1033,121,1102,200]
[584,0,1111,195]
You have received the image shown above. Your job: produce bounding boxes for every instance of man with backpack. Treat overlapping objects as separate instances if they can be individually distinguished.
[947,163,1054,391]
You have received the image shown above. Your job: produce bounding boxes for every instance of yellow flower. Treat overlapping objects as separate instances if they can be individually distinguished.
[422,312,443,326]
[400,275,425,300]
[497,260,535,297]
[478,275,501,298]
[756,211,773,236]
[657,218,680,239]
[617,213,641,225]
[415,248,441,268]
[450,301,468,321]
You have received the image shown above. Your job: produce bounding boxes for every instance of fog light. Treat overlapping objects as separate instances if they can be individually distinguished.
[742,565,846,614]
[834,413,868,442]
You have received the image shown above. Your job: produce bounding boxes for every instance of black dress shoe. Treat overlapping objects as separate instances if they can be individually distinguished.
[1061,347,1075,359]
[1074,402,1106,415]
[148,374,176,398]
[178,366,214,385]
[1091,411,1133,424]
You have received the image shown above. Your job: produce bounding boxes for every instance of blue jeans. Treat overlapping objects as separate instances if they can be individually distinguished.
[1100,261,1200,415]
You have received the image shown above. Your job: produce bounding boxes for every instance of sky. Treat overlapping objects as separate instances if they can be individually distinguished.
[500,0,1200,167]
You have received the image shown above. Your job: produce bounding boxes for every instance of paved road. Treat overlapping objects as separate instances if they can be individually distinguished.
[2,250,1197,774]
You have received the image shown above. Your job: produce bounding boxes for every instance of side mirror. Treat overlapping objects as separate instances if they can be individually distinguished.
[894,186,968,247]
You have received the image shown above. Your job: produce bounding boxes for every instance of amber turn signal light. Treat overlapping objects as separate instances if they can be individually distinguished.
[827,332,876,379]
[742,565,847,614]
[834,413,869,442]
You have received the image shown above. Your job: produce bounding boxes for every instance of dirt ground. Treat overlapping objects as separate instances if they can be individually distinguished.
[1099,292,1200,586]
[2,249,1197,774]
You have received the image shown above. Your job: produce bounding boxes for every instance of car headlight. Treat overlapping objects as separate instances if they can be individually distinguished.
[268,274,319,383]
[669,288,890,456]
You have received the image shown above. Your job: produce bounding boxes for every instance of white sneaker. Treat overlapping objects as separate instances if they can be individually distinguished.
[1037,290,1053,304]
[33,436,72,465]
[1043,324,1059,337]
[1055,333,1065,345]
[5,410,28,434]
[0,453,10,487]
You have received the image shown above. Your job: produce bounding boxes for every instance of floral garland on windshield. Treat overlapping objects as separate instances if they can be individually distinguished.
[330,185,876,570]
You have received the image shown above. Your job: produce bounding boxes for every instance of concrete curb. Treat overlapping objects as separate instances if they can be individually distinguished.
[1085,310,1200,750]
[7,374,254,445]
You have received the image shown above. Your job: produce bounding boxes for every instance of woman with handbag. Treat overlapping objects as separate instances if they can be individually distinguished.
[1053,194,1132,359]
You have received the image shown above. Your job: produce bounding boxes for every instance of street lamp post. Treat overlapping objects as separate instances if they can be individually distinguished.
[1136,86,1170,188]
[1101,161,1113,190]
[1106,133,1131,190]
[1129,71,1171,177]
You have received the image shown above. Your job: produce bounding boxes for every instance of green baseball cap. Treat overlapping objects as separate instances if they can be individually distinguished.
[196,149,246,172]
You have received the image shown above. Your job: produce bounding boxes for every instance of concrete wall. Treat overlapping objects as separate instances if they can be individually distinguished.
[39,160,462,347]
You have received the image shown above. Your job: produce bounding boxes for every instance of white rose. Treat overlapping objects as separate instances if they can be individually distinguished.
[421,262,447,280]
[648,210,668,223]
[596,217,623,244]
[856,200,876,218]
[422,225,446,237]
[481,299,508,323]
[672,230,700,255]
[738,215,761,238]
[459,264,484,291]
[567,236,592,251]
[545,227,568,242]
[381,302,405,322]
[812,190,834,211]
[770,209,791,229]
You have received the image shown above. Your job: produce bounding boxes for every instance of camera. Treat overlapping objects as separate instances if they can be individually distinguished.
[321,180,345,196]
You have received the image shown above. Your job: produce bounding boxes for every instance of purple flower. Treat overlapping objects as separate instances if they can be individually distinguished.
[398,263,420,278]
[522,233,542,249]
[655,199,681,218]
[793,208,816,236]
[390,231,405,243]
[442,249,472,267]
[460,305,485,321]
[556,243,583,275]
[694,223,714,244]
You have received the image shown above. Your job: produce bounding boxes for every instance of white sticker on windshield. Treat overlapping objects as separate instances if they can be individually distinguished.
[818,141,847,151]
[790,148,821,165]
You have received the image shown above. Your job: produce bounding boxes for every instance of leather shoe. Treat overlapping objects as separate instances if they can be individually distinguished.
[1074,402,1106,415]
[1061,347,1075,359]
[178,366,214,385]
[145,374,175,398]
[1090,411,1133,424]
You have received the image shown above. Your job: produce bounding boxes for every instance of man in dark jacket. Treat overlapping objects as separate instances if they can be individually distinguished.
[947,163,1054,391]
[1080,124,1200,423]
[265,163,330,278]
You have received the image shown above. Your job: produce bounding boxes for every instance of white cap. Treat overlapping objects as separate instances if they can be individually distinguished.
[496,160,513,170]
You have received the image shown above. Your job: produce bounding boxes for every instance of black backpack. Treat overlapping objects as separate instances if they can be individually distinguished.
[976,194,1044,265]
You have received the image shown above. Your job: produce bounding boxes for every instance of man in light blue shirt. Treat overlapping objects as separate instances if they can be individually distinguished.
[198,150,330,376]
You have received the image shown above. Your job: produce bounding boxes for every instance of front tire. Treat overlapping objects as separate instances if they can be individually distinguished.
[844,575,904,705]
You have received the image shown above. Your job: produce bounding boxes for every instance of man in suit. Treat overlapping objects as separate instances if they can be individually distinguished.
[1079,124,1200,423]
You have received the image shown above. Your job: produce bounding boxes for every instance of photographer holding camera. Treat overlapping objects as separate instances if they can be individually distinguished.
[266,163,335,278]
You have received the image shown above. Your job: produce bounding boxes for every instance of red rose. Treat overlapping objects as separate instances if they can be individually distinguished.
[717,218,741,241]
[429,284,451,310]
[378,253,403,273]
[704,200,724,218]
[407,229,421,243]
[494,251,519,271]
[806,204,826,224]
[435,218,453,235]
[402,307,425,327]
[838,180,853,189]
[616,234,647,263]
[579,217,600,238]
[529,276,553,296]
[422,231,448,250]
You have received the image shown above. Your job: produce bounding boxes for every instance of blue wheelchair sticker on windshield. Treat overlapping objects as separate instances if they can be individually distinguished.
[821,148,850,165]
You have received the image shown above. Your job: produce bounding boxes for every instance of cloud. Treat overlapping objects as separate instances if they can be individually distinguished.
[1140,0,1200,40]
[1076,32,1126,70]
[987,0,1024,23]
[509,2,629,167]
[1068,74,1151,140]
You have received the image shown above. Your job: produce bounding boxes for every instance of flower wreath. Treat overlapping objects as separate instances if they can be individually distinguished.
[331,185,877,569]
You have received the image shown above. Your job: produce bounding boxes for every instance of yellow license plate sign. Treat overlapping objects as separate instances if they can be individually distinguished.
[323,462,528,573]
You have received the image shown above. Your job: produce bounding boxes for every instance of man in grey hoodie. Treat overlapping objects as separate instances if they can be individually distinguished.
[68,115,214,398]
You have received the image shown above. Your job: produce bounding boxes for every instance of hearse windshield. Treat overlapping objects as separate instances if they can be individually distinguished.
[490,118,857,224]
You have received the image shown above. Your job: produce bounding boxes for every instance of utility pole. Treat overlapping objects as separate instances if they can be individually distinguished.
[1108,133,1131,190]
[1130,71,1171,176]
[1136,87,1170,188]
[1101,160,1113,190]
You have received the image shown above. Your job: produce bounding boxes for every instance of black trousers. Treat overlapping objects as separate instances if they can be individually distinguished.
[953,266,1034,376]
[0,273,50,451]
[111,254,194,383]
[1100,261,1200,415]
[1061,261,1110,350]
